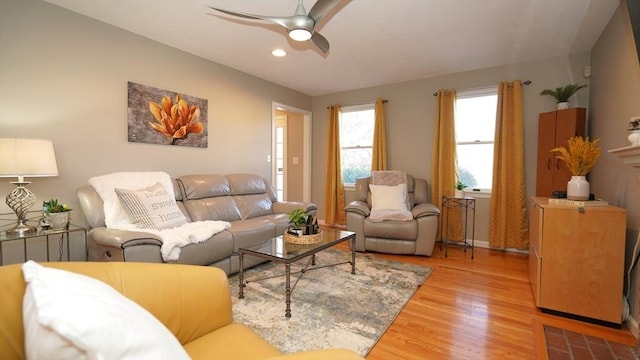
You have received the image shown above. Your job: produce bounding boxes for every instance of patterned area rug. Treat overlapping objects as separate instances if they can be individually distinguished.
[228,248,432,356]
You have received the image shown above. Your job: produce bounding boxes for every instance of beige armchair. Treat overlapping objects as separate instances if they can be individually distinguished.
[345,175,440,256]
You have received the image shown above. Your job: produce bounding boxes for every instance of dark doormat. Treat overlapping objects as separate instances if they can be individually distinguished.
[544,325,639,360]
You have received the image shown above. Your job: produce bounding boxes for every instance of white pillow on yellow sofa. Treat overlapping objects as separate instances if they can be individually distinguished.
[22,261,190,360]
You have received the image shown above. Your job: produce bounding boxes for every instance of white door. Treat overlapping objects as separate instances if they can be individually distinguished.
[275,115,287,201]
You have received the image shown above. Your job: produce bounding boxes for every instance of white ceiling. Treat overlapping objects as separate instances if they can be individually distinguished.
[44,0,620,96]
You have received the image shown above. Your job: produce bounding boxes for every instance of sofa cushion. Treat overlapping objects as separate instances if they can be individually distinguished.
[22,261,189,360]
[234,193,273,220]
[227,173,268,195]
[175,230,234,266]
[178,174,231,199]
[115,182,188,230]
[228,218,277,251]
[183,196,242,222]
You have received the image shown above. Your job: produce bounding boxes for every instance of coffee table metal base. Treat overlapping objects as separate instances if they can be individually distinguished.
[238,231,356,318]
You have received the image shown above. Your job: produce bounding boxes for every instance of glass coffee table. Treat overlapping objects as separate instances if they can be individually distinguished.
[238,229,356,318]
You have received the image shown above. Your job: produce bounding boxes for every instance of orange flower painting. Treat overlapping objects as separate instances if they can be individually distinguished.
[127,82,208,147]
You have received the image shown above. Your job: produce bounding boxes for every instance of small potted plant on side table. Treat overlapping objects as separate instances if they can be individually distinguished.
[43,198,72,230]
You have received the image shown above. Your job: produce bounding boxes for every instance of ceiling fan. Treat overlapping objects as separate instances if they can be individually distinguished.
[207,0,342,54]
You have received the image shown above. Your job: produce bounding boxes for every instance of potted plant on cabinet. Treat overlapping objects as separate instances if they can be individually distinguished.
[540,84,587,110]
[550,136,601,200]
[43,198,72,230]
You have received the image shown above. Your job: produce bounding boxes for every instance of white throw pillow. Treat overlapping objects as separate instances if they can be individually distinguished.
[22,261,190,360]
[115,182,188,230]
[369,183,409,211]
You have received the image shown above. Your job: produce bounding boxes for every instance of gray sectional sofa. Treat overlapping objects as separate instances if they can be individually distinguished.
[77,173,316,275]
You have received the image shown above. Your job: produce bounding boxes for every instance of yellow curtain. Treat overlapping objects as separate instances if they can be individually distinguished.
[324,105,346,225]
[431,90,462,240]
[489,81,529,249]
[371,98,387,171]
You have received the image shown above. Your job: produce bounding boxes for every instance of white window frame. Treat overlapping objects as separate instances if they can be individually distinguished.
[455,86,498,195]
[339,103,375,187]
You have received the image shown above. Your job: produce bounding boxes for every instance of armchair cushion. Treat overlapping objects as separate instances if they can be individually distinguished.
[22,261,188,359]
[369,183,408,211]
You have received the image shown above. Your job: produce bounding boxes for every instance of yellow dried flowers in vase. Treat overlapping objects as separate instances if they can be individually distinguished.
[550,136,601,200]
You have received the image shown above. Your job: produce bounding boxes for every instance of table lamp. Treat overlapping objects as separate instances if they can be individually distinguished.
[0,138,59,236]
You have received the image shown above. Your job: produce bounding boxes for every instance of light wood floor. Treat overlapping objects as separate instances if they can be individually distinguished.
[335,241,637,360]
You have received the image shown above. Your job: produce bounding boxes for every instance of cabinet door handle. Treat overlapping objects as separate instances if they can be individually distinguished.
[547,159,551,170]
[556,159,560,170]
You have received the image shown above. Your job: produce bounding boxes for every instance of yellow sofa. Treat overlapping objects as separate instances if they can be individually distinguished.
[0,261,363,360]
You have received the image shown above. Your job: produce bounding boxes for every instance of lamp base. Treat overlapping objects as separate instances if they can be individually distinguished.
[5,223,37,236]
[5,180,38,237]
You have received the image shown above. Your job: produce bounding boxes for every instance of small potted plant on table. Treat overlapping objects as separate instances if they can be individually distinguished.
[43,198,72,230]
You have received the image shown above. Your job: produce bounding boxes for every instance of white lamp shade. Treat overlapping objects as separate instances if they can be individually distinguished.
[0,138,59,178]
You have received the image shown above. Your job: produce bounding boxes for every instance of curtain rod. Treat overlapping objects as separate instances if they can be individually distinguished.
[326,99,388,109]
[432,80,532,96]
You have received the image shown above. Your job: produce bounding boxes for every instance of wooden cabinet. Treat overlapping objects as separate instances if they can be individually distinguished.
[535,108,586,197]
[529,197,626,325]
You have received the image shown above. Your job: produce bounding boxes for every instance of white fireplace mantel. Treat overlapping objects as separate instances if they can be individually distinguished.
[609,144,640,173]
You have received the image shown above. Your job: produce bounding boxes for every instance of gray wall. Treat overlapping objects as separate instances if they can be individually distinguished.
[0,1,310,230]
[590,2,640,330]
[311,55,591,218]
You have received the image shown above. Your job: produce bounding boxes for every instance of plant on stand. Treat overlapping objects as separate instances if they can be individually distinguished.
[454,180,466,198]
[550,136,601,200]
[540,84,587,110]
[43,198,72,230]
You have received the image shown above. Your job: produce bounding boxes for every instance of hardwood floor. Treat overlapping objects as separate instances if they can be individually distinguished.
[335,241,637,360]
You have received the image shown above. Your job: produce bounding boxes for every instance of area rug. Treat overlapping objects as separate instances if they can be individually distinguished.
[544,325,639,360]
[228,248,432,356]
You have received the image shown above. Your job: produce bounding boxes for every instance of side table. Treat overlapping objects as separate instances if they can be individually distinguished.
[441,195,476,259]
[0,224,87,265]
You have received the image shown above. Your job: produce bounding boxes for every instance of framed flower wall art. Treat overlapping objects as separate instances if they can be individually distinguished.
[127,82,208,148]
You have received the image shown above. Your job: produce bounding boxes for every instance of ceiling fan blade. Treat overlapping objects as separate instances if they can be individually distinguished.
[308,0,342,24]
[207,7,293,30]
[310,32,330,54]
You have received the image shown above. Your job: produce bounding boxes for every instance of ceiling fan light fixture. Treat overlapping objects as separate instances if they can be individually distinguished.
[272,48,287,57]
[288,28,312,41]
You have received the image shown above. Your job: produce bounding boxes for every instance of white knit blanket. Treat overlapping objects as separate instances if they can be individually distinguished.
[89,171,230,261]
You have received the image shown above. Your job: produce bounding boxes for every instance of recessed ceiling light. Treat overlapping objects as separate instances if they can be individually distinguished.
[272,49,287,57]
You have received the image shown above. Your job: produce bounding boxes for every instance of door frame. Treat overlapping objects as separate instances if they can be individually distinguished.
[271,102,312,202]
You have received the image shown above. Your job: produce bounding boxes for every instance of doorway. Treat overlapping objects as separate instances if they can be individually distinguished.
[271,102,312,202]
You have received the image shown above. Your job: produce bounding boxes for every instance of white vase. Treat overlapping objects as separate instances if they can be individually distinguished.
[557,102,569,110]
[47,212,70,230]
[567,176,590,201]
[454,189,464,198]
[629,130,640,146]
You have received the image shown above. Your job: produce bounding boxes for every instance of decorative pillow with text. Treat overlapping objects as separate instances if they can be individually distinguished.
[115,182,188,230]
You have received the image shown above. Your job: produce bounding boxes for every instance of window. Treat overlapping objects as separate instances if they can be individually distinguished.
[339,104,375,185]
[455,87,498,190]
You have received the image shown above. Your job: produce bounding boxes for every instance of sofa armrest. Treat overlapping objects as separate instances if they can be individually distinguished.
[272,201,317,216]
[411,203,440,219]
[265,349,364,360]
[345,201,370,217]
[89,227,163,248]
